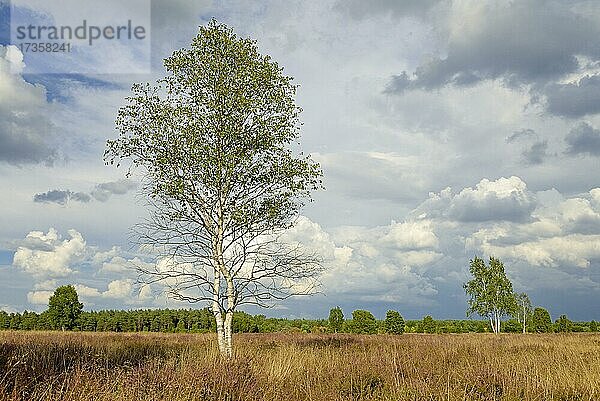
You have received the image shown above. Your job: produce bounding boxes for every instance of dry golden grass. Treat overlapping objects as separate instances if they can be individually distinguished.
[1,331,599,400]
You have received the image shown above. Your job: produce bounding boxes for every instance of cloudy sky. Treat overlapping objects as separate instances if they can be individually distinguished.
[1,0,599,320]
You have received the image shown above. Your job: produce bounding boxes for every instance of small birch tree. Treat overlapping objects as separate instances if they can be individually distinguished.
[328,307,344,333]
[514,292,532,333]
[105,20,323,356]
[464,256,515,334]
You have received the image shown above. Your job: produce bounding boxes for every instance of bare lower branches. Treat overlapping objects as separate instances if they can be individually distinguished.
[133,196,323,313]
[130,178,322,314]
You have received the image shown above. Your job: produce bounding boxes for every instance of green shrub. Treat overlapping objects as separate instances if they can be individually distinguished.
[350,310,377,334]
[384,310,405,335]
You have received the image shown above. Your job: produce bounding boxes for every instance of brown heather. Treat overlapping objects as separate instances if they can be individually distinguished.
[1,331,599,401]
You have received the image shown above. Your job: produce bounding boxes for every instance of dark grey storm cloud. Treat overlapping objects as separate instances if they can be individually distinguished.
[565,122,600,156]
[71,192,92,202]
[522,140,548,165]
[0,127,56,166]
[334,0,441,19]
[565,214,600,235]
[385,0,600,94]
[34,180,136,206]
[506,128,537,143]
[33,190,91,205]
[545,75,600,118]
[149,0,212,70]
[33,190,71,205]
[384,71,412,94]
[448,193,536,223]
[17,236,55,252]
[91,179,138,202]
[504,129,549,165]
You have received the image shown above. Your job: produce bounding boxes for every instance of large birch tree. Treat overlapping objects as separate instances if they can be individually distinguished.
[464,256,515,334]
[104,20,323,356]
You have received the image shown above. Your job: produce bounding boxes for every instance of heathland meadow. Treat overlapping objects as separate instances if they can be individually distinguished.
[1,331,599,401]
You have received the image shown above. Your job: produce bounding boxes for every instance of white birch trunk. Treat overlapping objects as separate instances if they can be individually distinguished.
[224,310,233,357]
[213,308,227,355]
[223,269,235,357]
[494,312,498,334]
[214,208,234,357]
[490,311,500,334]
[212,268,227,355]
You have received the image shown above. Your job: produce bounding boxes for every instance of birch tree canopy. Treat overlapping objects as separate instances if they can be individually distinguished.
[464,256,515,334]
[104,20,323,356]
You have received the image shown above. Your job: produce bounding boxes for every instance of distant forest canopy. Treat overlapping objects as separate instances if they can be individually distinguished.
[0,308,596,334]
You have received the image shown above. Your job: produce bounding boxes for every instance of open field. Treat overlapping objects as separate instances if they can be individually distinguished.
[1,331,599,401]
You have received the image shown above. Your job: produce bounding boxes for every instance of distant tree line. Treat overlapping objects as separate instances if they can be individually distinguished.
[1,285,597,335]
[0,306,596,334]
[325,308,596,334]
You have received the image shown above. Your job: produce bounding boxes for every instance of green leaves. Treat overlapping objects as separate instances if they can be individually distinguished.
[532,307,553,333]
[555,314,573,333]
[463,256,515,326]
[47,285,83,331]
[422,315,436,333]
[105,20,322,231]
[328,307,344,333]
[384,310,405,335]
[349,310,378,334]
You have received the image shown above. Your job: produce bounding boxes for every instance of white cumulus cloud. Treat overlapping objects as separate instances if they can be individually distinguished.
[13,228,86,278]
[415,176,537,222]
[27,290,54,305]
[74,279,153,304]
[283,216,441,306]
[466,187,600,269]
[384,220,439,250]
